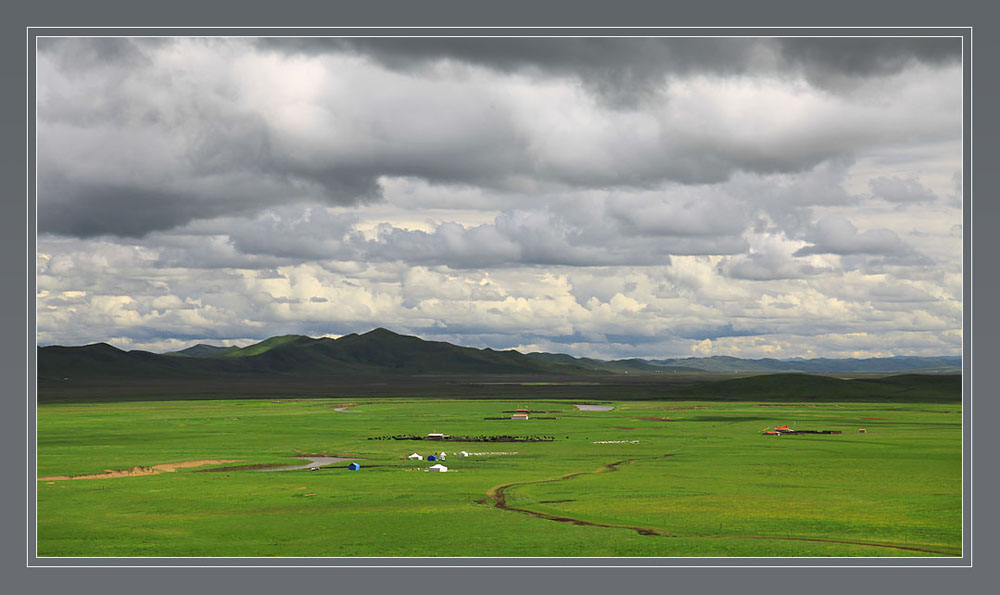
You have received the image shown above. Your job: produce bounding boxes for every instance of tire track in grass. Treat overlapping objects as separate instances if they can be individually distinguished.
[486,456,676,537]
[484,455,959,556]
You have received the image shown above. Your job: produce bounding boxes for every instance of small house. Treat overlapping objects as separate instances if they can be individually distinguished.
[428,464,448,472]
[407,453,423,460]
[427,432,446,440]
[439,452,447,460]
[511,413,529,420]
[427,455,437,461]
[859,428,867,434]
[348,462,361,470]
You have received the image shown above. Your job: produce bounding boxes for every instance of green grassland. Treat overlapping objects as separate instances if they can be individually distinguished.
[36,397,962,557]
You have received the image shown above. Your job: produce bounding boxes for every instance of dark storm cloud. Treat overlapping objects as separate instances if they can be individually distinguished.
[260,37,961,101]
[37,37,961,242]
[259,37,759,107]
[36,38,382,237]
[37,37,159,70]
[37,182,213,238]
[36,168,365,239]
[775,38,961,89]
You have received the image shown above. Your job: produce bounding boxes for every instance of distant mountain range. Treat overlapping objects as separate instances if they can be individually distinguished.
[640,354,962,374]
[37,327,962,384]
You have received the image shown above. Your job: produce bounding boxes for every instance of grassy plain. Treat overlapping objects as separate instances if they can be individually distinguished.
[36,397,961,557]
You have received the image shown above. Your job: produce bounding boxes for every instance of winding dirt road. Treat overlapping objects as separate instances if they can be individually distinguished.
[487,457,675,536]
[484,456,959,556]
[255,456,354,472]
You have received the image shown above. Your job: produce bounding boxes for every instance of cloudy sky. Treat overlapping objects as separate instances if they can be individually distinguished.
[35,37,963,359]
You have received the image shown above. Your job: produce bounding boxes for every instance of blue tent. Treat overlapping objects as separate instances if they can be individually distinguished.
[427,455,437,461]
[348,462,360,470]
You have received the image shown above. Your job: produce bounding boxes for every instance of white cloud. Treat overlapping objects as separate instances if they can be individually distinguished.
[35,38,963,358]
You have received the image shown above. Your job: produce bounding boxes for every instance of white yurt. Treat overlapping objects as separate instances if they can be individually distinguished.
[458,451,469,457]
[407,453,423,460]
[428,464,448,472]
[439,452,447,460]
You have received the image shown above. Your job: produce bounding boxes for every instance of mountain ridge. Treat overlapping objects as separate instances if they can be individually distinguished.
[38,328,961,382]
[38,328,595,381]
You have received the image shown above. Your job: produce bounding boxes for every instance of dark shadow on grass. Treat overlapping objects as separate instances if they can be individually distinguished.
[687,416,774,423]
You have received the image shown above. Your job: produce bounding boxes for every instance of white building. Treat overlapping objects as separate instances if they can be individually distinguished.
[458,451,469,457]
[428,464,448,472]
[439,452,447,460]
[407,453,423,460]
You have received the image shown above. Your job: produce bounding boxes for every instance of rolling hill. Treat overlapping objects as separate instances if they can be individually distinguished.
[37,328,962,402]
[37,328,594,383]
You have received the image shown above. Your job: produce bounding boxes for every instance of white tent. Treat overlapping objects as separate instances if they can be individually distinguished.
[439,452,447,460]
[458,451,469,457]
[407,453,423,460]
[428,464,448,472]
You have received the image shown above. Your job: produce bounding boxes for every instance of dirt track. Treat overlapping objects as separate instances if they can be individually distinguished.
[487,457,676,537]
[484,456,960,556]
[255,456,353,472]
[37,459,242,481]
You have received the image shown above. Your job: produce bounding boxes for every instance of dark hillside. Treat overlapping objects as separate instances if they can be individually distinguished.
[38,328,592,385]
[650,355,962,374]
[670,373,961,403]
[38,330,961,403]
[168,344,239,358]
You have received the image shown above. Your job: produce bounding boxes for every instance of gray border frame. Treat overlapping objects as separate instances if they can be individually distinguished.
[20,24,979,569]
[6,0,996,592]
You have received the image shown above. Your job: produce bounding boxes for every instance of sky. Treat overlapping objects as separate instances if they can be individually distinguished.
[35,37,964,359]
